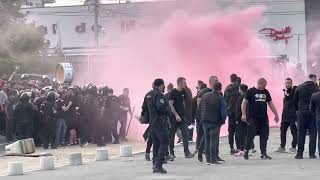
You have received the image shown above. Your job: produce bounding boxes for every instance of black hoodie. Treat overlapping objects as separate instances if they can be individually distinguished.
[293,81,319,112]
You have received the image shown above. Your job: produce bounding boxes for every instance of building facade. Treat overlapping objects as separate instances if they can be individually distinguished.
[21,0,310,71]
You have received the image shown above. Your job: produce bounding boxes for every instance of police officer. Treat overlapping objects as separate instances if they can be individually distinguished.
[13,93,34,140]
[142,79,169,174]
[40,91,57,149]
[101,88,120,145]
[33,90,47,146]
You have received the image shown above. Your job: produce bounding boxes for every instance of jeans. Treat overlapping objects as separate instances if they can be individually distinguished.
[55,118,67,146]
[196,121,204,150]
[297,111,317,156]
[245,118,269,155]
[280,121,298,148]
[152,125,169,168]
[203,125,220,162]
[146,136,153,153]
[169,120,190,155]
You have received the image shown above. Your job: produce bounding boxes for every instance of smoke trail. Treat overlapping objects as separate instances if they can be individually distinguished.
[78,5,285,140]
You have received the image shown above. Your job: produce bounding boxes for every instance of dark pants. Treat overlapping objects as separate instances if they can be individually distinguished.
[151,126,169,169]
[169,120,190,155]
[203,125,220,162]
[236,121,247,151]
[317,120,320,156]
[0,112,6,135]
[146,137,153,153]
[280,121,298,148]
[297,111,317,156]
[16,123,33,140]
[196,121,204,150]
[111,119,120,143]
[6,118,14,141]
[245,119,269,155]
[228,116,237,150]
[42,121,57,148]
[119,113,127,139]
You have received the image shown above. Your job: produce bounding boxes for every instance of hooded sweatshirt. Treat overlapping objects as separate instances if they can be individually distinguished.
[293,81,319,112]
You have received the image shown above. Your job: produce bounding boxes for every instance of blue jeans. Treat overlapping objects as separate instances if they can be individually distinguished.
[55,118,67,146]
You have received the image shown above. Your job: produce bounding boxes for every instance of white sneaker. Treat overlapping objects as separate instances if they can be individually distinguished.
[251,149,257,153]
[234,151,245,156]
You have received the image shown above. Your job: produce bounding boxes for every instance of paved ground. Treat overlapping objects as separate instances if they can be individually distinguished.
[1,128,320,179]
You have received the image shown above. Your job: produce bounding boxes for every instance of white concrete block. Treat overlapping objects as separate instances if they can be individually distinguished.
[8,162,23,176]
[96,149,109,161]
[120,146,133,157]
[69,153,82,165]
[40,157,54,170]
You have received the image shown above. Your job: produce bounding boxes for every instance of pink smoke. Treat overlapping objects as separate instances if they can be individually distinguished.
[82,6,285,140]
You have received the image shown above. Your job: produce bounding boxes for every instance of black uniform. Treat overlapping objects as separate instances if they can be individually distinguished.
[40,98,57,149]
[280,86,298,149]
[33,96,46,146]
[102,95,120,144]
[224,83,240,150]
[82,94,100,144]
[142,89,169,169]
[13,101,34,140]
[293,81,319,157]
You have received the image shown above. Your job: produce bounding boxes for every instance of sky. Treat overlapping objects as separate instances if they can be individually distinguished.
[49,0,159,6]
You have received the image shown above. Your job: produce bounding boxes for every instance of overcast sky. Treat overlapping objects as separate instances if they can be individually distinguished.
[49,0,159,6]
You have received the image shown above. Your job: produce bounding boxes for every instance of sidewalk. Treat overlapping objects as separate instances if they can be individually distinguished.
[0,139,146,176]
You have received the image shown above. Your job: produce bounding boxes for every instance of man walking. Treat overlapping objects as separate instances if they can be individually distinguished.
[310,81,320,157]
[294,74,319,159]
[241,78,279,160]
[169,77,194,158]
[142,79,169,174]
[199,82,227,165]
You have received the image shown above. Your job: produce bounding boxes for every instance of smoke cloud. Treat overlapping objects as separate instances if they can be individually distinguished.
[77,5,285,139]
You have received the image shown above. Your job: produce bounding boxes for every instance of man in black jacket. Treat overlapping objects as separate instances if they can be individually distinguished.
[276,78,298,153]
[142,79,169,174]
[224,74,240,154]
[309,80,320,157]
[199,82,227,165]
[294,74,319,159]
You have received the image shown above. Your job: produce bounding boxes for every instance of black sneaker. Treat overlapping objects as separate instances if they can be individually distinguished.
[112,141,120,144]
[230,149,236,155]
[185,153,195,158]
[153,167,167,174]
[261,154,272,160]
[198,156,203,163]
[167,155,175,161]
[244,152,249,160]
[309,155,317,159]
[295,155,303,159]
[217,157,225,163]
[145,153,151,161]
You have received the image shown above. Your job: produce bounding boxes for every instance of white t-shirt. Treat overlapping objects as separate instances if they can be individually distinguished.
[0,91,8,105]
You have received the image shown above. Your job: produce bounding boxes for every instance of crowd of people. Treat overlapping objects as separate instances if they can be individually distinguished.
[0,76,133,149]
[141,73,320,174]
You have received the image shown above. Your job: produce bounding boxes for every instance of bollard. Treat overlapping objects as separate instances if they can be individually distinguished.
[69,153,82,165]
[40,157,54,170]
[120,146,133,157]
[96,149,109,161]
[8,162,23,176]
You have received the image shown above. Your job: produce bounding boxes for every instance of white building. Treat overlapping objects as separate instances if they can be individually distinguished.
[20,0,307,70]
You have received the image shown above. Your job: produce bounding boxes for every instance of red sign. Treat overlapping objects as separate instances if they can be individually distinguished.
[259,26,293,45]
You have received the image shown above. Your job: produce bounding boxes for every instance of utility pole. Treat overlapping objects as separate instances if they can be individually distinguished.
[94,0,99,48]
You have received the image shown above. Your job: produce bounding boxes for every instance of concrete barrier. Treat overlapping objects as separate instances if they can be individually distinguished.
[40,157,54,170]
[120,146,133,157]
[96,149,109,161]
[8,162,23,176]
[69,153,82,165]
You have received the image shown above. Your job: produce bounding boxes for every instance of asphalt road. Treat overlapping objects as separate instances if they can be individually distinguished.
[2,128,320,180]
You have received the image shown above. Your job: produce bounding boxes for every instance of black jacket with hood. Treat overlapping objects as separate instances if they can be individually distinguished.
[293,81,319,112]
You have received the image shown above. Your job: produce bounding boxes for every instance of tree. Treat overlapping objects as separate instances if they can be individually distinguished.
[0,0,45,77]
